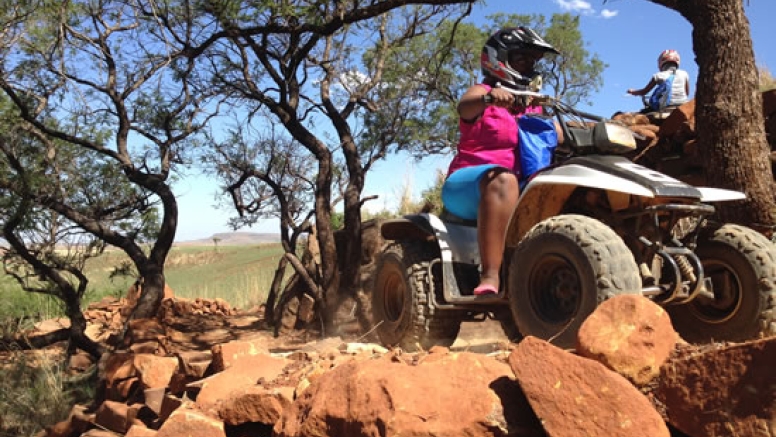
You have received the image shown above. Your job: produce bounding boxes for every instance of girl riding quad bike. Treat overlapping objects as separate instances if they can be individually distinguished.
[370,88,776,351]
[628,49,691,119]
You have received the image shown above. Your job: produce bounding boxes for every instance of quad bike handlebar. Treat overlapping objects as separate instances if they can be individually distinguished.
[483,87,637,155]
[482,87,604,121]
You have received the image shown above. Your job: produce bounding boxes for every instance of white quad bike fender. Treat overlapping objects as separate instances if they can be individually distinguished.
[380,213,477,264]
[379,213,481,300]
[508,158,746,245]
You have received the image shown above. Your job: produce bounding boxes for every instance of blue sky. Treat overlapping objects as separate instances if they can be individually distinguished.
[174,0,776,242]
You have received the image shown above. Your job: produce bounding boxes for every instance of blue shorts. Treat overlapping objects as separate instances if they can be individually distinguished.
[441,164,501,220]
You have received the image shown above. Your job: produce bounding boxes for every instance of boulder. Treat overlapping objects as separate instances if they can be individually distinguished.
[576,295,678,386]
[273,351,525,437]
[656,337,776,437]
[510,336,670,437]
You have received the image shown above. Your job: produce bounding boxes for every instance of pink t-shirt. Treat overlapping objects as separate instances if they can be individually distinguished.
[447,84,542,178]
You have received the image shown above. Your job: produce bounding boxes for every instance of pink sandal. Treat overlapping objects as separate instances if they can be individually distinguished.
[473,284,498,296]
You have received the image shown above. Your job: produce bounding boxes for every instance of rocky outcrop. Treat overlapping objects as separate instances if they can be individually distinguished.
[35,294,776,437]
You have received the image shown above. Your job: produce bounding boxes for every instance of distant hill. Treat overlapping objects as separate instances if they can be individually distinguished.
[175,232,280,246]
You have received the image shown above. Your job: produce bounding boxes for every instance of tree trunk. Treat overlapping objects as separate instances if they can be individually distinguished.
[131,269,165,320]
[264,255,289,324]
[129,178,177,319]
[314,154,340,334]
[340,186,364,286]
[64,294,105,358]
[648,0,776,233]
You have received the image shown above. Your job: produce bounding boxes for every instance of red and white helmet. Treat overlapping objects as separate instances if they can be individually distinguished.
[657,49,681,70]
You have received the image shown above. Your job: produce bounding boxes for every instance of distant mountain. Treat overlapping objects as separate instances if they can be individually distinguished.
[176,232,280,246]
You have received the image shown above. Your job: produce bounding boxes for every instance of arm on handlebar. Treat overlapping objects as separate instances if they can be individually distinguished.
[483,87,604,122]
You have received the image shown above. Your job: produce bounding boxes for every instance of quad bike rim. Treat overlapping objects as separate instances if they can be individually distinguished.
[687,259,743,324]
[528,254,582,324]
[380,261,407,323]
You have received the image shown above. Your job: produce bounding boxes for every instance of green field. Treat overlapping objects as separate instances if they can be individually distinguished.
[0,243,286,323]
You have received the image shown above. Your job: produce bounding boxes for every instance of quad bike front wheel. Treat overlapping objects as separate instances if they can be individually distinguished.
[509,214,642,349]
[669,224,776,343]
[371,241,461,351]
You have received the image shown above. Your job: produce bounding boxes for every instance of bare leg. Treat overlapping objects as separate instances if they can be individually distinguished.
[476,169,519,293]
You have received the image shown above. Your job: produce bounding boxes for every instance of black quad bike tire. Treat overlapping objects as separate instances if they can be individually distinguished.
[509,214,642,349]
[668,224,776,343]
[371,241,462,351]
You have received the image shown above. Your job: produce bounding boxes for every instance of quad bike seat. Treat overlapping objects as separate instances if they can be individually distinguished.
[439,208,477,228]
[646,104,681,124]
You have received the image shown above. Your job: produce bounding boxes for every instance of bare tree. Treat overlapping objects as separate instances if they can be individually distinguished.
[205,122,329,324]
[182,0,476,331]
[0,0,220,319]
[0,130,105,358]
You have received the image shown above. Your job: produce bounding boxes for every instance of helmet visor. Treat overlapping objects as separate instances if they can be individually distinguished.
[507,50,544,73]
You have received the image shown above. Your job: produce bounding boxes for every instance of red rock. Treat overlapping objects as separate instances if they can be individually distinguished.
[576,295,678,385]
[195,354,289,411]
[658,99,695,138]
[101,352,137,386]
[133,354,179,389]
[125,424,158,436]
[94,400,139,434]
[210,339,272,372]
[217,386,292,426]
[656,337,776,437]
[129,341,162,355]
[68,405,95,435]
[158,394,183,423]
[126,319,166,342]
[274,351,532,437]
[510,336,669,437]
[114,377,140,401]
[44,420,75,437]
[156,403,225,437]
[68,352,94,372]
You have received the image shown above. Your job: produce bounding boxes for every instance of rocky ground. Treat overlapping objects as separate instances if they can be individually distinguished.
[8,291,774,437]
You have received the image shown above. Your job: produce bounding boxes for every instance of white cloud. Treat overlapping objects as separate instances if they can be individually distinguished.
[554,0,619,19]
[600,9,618,19]
[554,0,594,14]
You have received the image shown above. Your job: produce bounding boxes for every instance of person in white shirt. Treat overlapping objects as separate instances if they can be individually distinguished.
[628,49,691,112]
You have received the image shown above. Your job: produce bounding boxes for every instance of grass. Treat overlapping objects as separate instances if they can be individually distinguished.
[1,243,287,321]
[0,275,64,332]
[0,349,96,437]
[162,244,286,308]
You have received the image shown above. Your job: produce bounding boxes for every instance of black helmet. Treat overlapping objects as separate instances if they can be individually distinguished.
[481,26,559,89]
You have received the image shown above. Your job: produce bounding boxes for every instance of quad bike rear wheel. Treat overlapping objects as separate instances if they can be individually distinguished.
[371,241,462,351]
[669,224,776,343]
[509,214,642,349]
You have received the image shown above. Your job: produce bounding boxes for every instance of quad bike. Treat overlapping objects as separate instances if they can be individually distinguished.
[638,94,681,123]
[370,89,776,350]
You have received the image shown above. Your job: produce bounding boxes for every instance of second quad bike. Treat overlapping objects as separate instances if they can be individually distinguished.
[370,90,776,350]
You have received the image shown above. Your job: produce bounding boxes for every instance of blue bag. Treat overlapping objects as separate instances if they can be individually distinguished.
[648,73,675,111]
[518,114,558,181]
